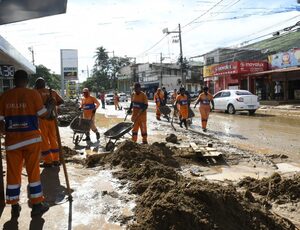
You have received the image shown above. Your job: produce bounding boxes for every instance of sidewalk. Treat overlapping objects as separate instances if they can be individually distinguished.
[257,104,300,118]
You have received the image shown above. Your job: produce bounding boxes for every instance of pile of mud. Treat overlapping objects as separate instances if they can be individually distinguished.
[62,146,78,162]
[58,100,80,126]
[238,173,300,203]
[103,141,295,229]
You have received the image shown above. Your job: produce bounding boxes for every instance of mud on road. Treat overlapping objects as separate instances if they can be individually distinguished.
[64,140,298,230]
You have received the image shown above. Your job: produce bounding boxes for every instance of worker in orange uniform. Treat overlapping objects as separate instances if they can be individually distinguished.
[0,70,49,218]
[154,88,164,120]
[127,83,148,144]
[35,78,64,167]
[174,87,189,129]
[114,92,121,110]
[171,89,178,118]
[194,86,214,132]
[80,88,100,141]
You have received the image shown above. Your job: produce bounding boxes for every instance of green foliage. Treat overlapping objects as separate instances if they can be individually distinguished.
[82,46,132,93]
[29,65,61,90]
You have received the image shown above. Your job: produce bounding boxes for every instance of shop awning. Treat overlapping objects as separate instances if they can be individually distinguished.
[0,0,68,25]
[245,67,300,76]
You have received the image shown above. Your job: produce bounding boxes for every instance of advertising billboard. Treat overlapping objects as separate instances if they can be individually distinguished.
[268,48,300,69]
[61,49,78,81]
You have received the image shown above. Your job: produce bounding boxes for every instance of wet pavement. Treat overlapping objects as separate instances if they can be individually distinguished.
[1,102,300,229]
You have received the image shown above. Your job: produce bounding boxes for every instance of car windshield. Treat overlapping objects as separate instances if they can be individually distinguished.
[106,95,114,98]
[235,91,252,96]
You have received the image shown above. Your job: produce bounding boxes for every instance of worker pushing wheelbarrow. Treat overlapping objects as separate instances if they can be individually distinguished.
[154,88,171,121]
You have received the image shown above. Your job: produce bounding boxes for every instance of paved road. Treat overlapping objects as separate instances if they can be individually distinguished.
[193,110,300,160]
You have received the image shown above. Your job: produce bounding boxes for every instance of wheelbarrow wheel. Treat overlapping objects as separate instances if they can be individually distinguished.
[105,141,115,151]
[74,135,80,146]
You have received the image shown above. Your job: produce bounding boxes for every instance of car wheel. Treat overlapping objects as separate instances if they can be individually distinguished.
[227,104,236,114]
[249,109,256,115]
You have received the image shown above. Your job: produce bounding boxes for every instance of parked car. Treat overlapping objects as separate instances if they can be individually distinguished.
[118,92,128,102]
[105,94,114,105]
[213,90,259,115]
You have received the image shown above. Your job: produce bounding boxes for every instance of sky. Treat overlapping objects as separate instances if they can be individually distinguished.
[0,0,299,82]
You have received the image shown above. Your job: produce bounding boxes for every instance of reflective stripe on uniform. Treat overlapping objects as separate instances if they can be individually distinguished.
[37,107,47,116]
[5,115,39,132]
[29,181,43,198]
[132,102,147,109]
[83,104,96,110]
[6,184,21,200]
[6,137,42,151]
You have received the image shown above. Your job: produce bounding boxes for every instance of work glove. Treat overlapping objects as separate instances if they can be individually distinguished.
[78,107,82,111]
[127,109,132,115]
[194,105,196,109]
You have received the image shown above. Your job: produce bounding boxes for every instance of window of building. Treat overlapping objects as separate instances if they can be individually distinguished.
[206,57,214,65]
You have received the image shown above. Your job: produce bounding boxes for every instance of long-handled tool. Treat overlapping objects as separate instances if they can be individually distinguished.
[170,106,177,131]
[49,90,72,202]
[0,136,5,213]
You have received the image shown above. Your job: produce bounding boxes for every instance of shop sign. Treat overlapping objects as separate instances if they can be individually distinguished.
[61,49,78,81]
[203,64,216,78]
[213,62,239,76]
[268,48,300,69]
[0,65,15,77]
[239,61,268,73]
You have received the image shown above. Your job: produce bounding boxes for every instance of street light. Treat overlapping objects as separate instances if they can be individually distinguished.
[163,23,185,88]
[28,47,35,65]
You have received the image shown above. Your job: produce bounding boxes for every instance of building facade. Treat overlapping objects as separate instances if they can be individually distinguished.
[0,35,36,93]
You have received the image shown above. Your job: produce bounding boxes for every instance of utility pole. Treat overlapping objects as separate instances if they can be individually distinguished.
[28,47,35,65]
[160,53,163,87]
[163,23,185,88]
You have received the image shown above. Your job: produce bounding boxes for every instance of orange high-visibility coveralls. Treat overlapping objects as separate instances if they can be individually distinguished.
[36,88,63,164]
[131,91,148,143]
[80,95,100,132]
[154,91,164,119]
[114,94,120,110]
[197,92,213,129]
[0,88,47,205]
[176,94,189,119]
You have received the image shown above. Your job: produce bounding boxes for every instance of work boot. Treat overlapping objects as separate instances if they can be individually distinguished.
[31,202,49,217]
[203,128,207,132]
[96,131,100,140]
[11,204,21,218]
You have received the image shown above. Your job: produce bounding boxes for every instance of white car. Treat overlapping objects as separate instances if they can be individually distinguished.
[105,94,114,105]
[118,93,128,102]
[213,90,259,115]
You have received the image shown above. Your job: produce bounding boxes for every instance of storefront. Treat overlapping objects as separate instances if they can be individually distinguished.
[0,35,36,93]
[245,48,300,101]
[203,61,268,94]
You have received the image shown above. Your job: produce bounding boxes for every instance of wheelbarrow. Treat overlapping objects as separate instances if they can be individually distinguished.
[159,105,172,121]
[70,114,93,145]
[103,121,133,151]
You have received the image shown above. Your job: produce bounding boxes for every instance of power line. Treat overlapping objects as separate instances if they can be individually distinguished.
[136,34,168,58]
[183,0,227,28]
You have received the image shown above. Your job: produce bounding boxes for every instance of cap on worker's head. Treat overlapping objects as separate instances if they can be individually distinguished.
[203,86,209,91]
[35,77,46,89]
[157,88,161,91]
[179,87,185,92]
[82,88,89,93]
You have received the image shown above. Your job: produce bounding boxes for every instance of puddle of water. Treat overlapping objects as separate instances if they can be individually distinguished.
[95,113,124,128]
[203,165,273,182]
[64,168,135,229]
[276,163,300,174]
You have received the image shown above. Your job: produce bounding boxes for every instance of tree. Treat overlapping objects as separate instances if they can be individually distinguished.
[82,46,133,93]
[29,65,61,90]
